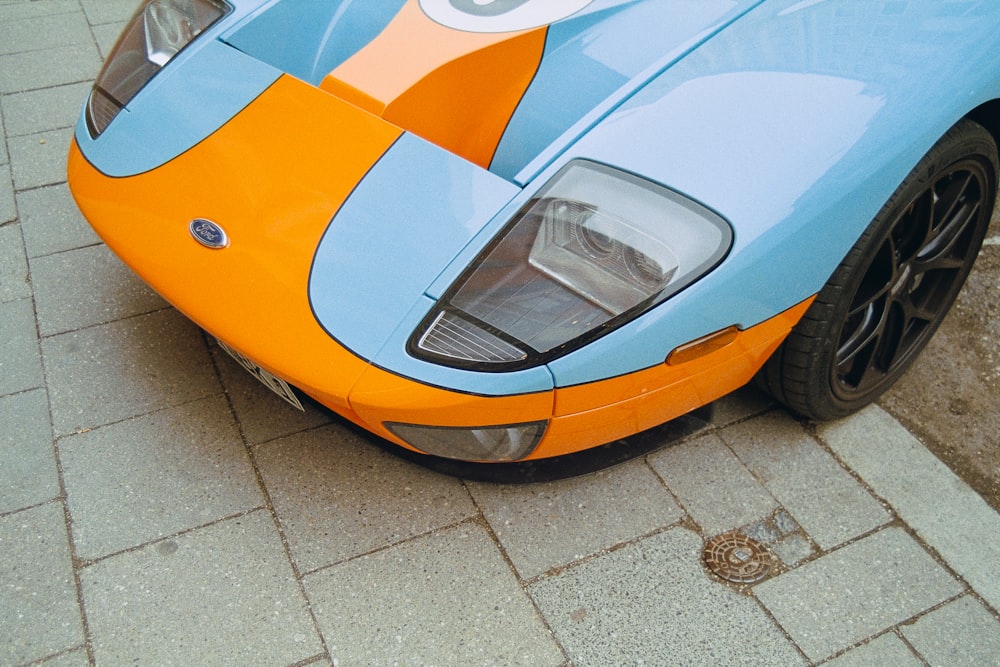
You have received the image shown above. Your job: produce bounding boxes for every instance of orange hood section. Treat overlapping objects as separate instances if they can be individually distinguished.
[319,0,546,168]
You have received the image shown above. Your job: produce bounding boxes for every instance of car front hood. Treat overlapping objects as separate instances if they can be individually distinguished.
[80,0,761,181]
[224,0,762,182]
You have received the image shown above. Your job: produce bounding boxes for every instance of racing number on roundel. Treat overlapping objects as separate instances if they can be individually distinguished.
[419,0,594,33]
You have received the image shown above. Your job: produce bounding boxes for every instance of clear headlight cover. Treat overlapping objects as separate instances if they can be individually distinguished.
[385,421,547,462]
[86,0,230,138]
[410,161,733,371]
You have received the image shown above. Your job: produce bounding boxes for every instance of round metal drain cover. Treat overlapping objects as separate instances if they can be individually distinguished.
[703,532,776,584]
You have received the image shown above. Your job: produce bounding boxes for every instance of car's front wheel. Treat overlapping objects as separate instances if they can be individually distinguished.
[759,118,998,420]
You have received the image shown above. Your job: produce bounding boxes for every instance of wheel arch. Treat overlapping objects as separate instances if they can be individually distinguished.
[968,99,1000,161]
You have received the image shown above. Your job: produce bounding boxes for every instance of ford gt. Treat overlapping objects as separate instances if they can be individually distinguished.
[68,0,1000,462]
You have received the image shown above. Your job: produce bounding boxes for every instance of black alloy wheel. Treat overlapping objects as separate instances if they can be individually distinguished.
[759,119,998,420]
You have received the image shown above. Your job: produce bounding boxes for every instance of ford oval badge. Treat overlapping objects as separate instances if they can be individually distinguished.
[189,218,229,249]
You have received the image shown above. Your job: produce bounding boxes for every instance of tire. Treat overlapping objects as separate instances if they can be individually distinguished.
[759,118,998,421]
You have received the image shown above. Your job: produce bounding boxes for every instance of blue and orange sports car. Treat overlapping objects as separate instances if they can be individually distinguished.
[69,0,1000,462]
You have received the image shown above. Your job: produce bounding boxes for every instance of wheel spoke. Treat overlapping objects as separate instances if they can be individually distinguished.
[914,199,980,272]
[835,299,886,382]
[931,171,974,232]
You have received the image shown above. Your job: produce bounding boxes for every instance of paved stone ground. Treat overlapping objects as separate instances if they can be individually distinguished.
[2,1,1000,665]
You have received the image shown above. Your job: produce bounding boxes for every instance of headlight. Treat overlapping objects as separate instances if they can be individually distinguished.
[85,0,230,138]
[410,160,733,370]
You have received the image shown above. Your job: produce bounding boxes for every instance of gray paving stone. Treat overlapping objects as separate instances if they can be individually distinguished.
[42,308,221,435]
[0,222,30,302]
[61,396,265,559]
[0,298,44,396]
[0,1,80,23]
[9,127,73,190]
[1,81,89,136]
[648,432,777,536]
[754,527,963,662]
[0,43,100,94]
[720,411,891,550]
[470,459,682,579]
[823,633,922,667]
[0,10,92,55]
[770,533,815,567]
[901,596,1000,667]
[0,165,13,222]
[80,0,141,25]
[17,183,100,257]
[31,244,167,336]
[305,522,564,666]
[81,511,323,666]
[211,343,331,445]
[0,502,84,666]
[0,389,59,513]
[530,527,805,666]
[819,405,1000,611]
[254,424,477,572]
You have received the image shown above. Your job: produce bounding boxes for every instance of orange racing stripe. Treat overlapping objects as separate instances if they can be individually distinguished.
[321,0,547,168]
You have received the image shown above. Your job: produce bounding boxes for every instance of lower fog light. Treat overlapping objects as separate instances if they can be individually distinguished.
[385,421,547,462]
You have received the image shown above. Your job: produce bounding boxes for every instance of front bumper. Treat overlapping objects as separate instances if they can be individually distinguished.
[69,74,811,461]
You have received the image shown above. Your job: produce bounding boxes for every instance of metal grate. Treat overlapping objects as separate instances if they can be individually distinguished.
[702,532,777,585]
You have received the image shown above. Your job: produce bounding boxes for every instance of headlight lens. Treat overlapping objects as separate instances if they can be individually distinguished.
[85,0,230,138]
[385,421,547,462]
[410,160,733,370]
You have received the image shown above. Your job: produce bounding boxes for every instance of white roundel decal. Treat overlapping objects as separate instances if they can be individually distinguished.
[419,0,594,33]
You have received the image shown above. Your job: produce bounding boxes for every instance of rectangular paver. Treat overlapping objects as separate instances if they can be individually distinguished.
[81,511,323,666]
[0,223,30,302]
[31,243,167,336]
[8,127,75,190]
[0,1,81,24]
[16,183,100,258]
[0,44,100,94]
[824,634,923,667]
[305,522,564,666]
[79,0,142,26]
[0,10,93,55]
[0,503,85,666]
[254,424,478,572]
[648,432,778,536]
[42,308,221,435]
[1,81,89,137]
[530,527,806,666]
[754,526,963,662]
[60,395,264,560]
[0,297,43,396]
[0,389,59,513]
[469,458,683,579]
[819,405,1000,611]
[900,596,1000,667]
[721,411,891,549]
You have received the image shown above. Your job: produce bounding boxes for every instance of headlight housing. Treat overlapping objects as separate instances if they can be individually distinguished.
[410,161,733,370]
[85,0,230,138]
